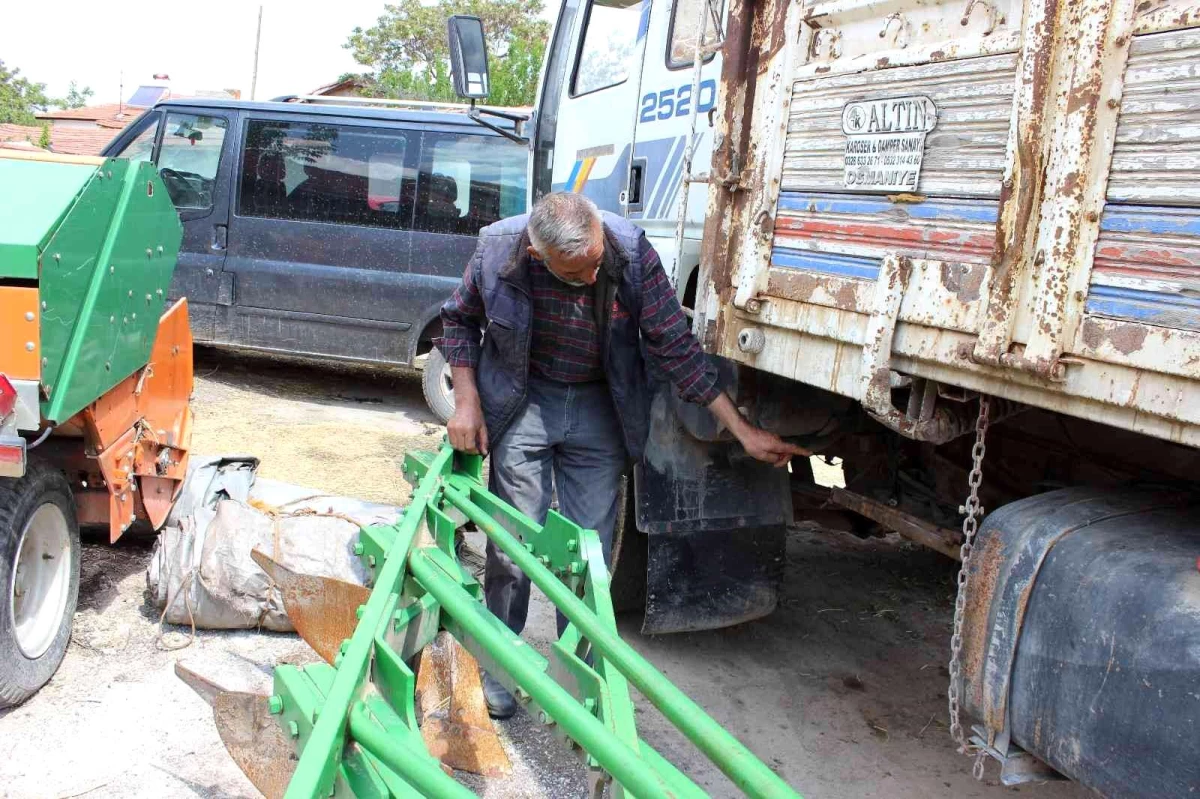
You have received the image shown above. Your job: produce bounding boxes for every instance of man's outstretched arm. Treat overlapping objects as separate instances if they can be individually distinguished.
[636,235,809,467]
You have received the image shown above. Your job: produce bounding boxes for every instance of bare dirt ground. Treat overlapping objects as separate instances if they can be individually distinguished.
[0,349,1092,799]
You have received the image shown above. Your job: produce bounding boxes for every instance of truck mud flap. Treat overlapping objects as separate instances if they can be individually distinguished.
[644,526,785,634]
[635,384,792,634]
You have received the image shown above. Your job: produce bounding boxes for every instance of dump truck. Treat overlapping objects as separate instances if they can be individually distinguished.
[0,149,193,707]
[443,0,1200,794]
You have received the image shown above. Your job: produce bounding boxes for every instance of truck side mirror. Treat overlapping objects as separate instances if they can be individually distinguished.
[447,16,491,100]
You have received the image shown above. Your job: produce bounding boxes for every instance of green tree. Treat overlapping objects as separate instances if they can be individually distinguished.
[57,81,94,110]
[0,60,51,126]
[37,124,50,149]
[345,0,549,106]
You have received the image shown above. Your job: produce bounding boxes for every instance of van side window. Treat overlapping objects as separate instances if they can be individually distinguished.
[158,113,228,210]
[668,0,724,69]
[414,133,528,236]
[571,0,648,96]
[238,120,413,229]
[114,113,161,164]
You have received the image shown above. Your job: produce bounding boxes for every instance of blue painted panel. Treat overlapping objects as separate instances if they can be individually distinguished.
[1086,284,1200,331]
[777,192,1000,224]
[1098,205,1200,236]
[770,248,881,280]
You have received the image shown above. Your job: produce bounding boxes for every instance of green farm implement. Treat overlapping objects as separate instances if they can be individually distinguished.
[180,443,801,798]
[1,149,193,708]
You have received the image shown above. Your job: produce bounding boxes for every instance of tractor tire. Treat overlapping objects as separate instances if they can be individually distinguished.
[422,347,456,425]
[0,461,80,708]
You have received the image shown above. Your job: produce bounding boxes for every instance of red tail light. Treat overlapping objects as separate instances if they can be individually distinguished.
[0,374,16,420]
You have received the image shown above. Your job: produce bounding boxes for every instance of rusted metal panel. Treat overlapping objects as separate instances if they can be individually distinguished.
[698,0,1200,448]
[730,0,808,308]
[697,0,790,347]
[782,55,1019,198]
[1109,29,1200,202]
[1015,0,1137,378]
[800,0,1023,73]
[1132,0,1200,34]
[723,276,1200,443]
[971,0,1092,374]
[1085,30,1200,331]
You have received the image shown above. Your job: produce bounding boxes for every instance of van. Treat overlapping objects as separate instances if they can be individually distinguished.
[101,97,529,420]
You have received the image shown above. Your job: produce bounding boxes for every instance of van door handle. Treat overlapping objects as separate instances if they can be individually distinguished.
[212,224,227,251]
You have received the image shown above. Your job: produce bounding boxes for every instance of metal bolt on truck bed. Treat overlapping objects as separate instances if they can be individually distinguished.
[179,442,800,798]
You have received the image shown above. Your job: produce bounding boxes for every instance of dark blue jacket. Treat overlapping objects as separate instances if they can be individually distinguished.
[471,211,651,460]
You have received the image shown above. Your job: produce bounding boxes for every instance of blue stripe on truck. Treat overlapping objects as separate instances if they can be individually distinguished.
[770,248,881,280]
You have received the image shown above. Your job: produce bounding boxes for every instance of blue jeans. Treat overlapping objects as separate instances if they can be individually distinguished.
[484,378,627,635]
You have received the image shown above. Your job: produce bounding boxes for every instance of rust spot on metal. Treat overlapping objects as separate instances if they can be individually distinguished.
[877,57,891,68]
[1081,318,1148,355]
[930,49,947,60]
[835,281,859,309]
[1108,323,1149,354]
[961,533,1005,712]
[940,262,986,302]
[1060,169,1081,198]
[767,269,817,300]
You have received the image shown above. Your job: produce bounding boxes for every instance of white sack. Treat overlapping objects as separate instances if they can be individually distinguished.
[148,460,402,631]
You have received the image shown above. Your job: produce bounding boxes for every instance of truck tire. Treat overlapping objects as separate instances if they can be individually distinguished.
[0,462,80,708]
[422,347,456,424]
[608,475,647,613]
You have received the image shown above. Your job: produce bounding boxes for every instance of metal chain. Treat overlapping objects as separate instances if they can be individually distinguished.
[947,394,991,777]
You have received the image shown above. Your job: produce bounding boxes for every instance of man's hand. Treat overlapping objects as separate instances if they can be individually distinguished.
[733,424,810,467]
[707,392,811,467]
[447,366,489,454]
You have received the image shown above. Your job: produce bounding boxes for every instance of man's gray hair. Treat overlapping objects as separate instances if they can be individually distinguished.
[527,192,601,258]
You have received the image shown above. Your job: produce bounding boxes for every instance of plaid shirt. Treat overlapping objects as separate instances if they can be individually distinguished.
[436,234,720,406]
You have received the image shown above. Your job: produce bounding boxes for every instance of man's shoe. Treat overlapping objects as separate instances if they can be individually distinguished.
[481,671,517,719]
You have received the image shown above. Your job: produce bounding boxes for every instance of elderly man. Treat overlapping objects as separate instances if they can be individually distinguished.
[436,192,804,718]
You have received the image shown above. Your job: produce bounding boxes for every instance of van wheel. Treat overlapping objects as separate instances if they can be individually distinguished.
[422,347,456,424]
[0,462,80,708]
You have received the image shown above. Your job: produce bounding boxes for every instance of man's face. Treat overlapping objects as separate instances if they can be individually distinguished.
[528,221,604,287]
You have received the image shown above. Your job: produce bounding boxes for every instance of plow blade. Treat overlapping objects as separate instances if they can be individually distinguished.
[178,443,801,798]
[176,665,298,798]
[215,692,300,799]
[249,549,370,665]
[643,526,786,635]
[415,633,512,777]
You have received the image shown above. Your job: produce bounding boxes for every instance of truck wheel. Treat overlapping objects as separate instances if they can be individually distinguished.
[0,462,80,708]
[608,476,647,613]
[422,347,456,424]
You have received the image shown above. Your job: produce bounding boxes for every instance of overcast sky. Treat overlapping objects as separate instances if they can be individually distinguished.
[2,0,558,106]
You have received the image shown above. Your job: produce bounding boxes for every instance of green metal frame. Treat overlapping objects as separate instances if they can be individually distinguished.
[264,443,802,798]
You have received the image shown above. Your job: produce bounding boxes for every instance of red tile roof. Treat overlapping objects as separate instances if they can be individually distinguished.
[0,123,117,156]
[35,102,146,122]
